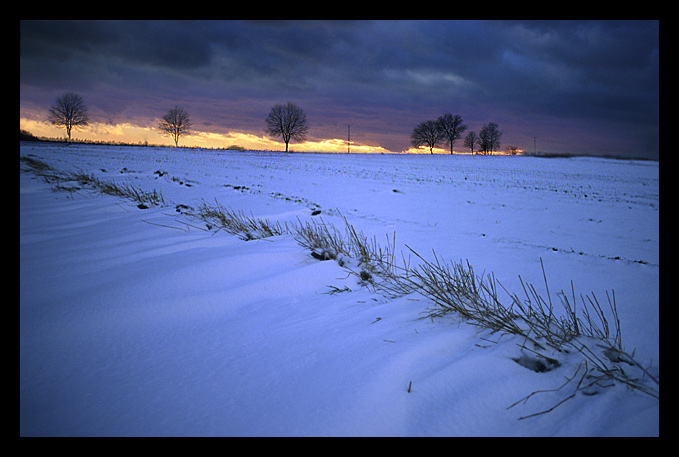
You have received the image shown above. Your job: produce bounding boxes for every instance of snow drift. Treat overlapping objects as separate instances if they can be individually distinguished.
[20,143,659,436]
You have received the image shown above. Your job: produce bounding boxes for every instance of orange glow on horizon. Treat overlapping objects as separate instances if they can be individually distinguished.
[20,118,396,153]
[402,145,524,156]
[20,117,525,155]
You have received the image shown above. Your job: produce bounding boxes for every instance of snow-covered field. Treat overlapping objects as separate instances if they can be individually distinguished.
[20,143,659,436]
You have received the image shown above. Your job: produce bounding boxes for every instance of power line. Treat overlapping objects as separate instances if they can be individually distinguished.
[345,124,353,153]
[531,136,538,154]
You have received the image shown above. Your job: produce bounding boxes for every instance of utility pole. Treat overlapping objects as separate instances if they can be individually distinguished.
[531,136,538,155]
[345,124,353,153]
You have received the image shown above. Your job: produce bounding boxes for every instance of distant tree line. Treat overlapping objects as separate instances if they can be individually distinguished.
[43,92,505,154]
[44,92,310,150]
[43,92,196,147]
[411,113,503,155]
[20,129,42,142]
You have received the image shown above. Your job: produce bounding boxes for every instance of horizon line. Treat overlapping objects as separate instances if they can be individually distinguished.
[20,131,659,162]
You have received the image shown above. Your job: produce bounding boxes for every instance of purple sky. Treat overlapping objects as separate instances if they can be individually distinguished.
[20,20,659,158]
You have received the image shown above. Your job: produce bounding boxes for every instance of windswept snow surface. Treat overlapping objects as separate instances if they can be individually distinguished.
[20,143,659,436]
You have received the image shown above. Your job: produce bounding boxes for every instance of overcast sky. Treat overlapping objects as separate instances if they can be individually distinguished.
[20,20,659,157]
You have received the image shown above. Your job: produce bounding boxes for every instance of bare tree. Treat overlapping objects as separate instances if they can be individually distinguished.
[411,120,444,154]
[436,113,467,154]
[506,145,520,155]
[266,102,309,152]
[158,106,191,147]
[464,131,478,154]
[478,122,502,154]
[48,92,89,143]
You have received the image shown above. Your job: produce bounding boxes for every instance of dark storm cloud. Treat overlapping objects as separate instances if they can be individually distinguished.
[21,20,212,71]
[489,21,659,122]
[20,20,659,157]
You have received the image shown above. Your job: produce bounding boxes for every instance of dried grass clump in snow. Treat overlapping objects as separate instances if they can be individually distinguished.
[194,199,285,240]
[21,157,166,207]
[392,249,659,417]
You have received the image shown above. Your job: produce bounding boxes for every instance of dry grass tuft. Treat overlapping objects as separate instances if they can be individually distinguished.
[62,170,166,206]
[397,250,659,415]
[21,157,166,207]
[193,199,285,240]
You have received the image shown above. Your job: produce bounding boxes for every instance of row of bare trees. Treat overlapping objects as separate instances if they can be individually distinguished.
[46,92,309,149]
[411,113,502,154]
[47,92,194,147]
[46,92,503,154]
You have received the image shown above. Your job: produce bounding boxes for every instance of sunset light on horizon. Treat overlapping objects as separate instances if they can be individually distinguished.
[20,20,659,159]
[20,115,525,155]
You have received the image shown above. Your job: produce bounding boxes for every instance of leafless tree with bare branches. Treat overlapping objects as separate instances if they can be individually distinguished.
[411,120,444,154]
[436,113,467,154]
[158,105,192,147]
[48,92,89,143]
[266,102,309,152]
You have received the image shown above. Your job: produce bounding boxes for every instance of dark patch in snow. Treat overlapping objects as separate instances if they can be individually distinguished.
[311,249,336,261]
[359,270,372,282]
[512,353,561,373]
